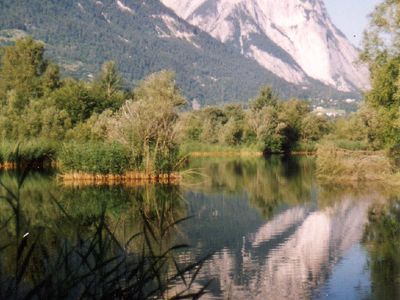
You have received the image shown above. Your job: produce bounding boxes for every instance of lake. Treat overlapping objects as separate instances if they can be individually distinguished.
[0,156,399,299]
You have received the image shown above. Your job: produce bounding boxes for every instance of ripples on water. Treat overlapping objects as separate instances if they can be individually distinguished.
[0,156,399,299]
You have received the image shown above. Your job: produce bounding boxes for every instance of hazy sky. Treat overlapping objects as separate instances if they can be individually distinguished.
[324,0,381,47]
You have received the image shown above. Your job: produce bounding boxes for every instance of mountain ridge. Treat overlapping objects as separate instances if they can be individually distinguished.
[161,0,370,93]
[0,0,363,105]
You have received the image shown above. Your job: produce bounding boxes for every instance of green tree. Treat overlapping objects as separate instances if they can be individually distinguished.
[360,1,400,150]
[90,61,125,111]
[301,114,330,142]
[249,86,278,112]
[0,37,48,109]
[108,71,185,174]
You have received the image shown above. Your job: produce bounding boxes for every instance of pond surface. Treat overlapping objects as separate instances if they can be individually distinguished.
[1,156,399,299]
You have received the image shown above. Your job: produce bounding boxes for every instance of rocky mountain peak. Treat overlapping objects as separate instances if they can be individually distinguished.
[161,0,370,92]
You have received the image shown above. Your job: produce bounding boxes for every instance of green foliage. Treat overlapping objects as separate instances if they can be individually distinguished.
[301,114,330,142]
[59,142,130,175]
[356,1,400,152]
[0,37,47,107]
[0,37,334,174]
[178,86,328,154]
[0,140,58,166]
[107,71,185,174]
[249,86,278,112]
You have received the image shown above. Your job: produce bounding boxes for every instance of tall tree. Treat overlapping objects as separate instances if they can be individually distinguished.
[0,37,47,109]
[108,71,186,174]
[360,1,400,150]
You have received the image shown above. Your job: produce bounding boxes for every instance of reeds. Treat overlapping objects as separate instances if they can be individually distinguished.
[0,140,58,169]
[60,171,182,186]
[59,142,130,175]
[316,143,396,183]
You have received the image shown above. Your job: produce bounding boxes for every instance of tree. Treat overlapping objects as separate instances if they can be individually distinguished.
[97,61,123,98]
[249,86,278,112]
[108,71,186,174]
[361,0,400,69]
[0,37,48,109]
[301,114,330,142]
[90,61,125,111]
[360,1,400,150]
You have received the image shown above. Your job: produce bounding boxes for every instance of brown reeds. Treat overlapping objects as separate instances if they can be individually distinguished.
[316,143,399,184]
[60,171,182,186]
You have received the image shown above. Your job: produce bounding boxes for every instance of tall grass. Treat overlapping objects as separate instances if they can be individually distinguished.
[0,140,58,169]
[316,143,395,182]
[59,142,131,175]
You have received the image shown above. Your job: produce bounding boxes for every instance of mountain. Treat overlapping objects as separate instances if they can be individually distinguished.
[0,0,363,105]
[161,0,370,93]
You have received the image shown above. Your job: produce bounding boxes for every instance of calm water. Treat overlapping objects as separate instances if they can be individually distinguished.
[1,156,399,299]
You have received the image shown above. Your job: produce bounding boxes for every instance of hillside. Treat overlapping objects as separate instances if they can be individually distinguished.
[0,0,361,105]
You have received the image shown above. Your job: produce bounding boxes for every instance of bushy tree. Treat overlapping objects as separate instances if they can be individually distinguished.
[360,1,400,150]
[301,114,330,142]
[0,37,48,109]
[108,71,185,174]
[249,86,278,112]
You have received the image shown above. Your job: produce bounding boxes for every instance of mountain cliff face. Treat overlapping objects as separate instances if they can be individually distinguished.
[161,0,370,92]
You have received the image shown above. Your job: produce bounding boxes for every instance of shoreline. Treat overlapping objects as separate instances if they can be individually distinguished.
[60,171,181,185]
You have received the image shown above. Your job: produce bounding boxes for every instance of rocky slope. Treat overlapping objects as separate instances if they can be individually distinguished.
[161,0,370,92]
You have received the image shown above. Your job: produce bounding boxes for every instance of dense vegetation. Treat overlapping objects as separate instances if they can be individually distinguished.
[0,0,359,105]
[0,37,182,175]
[3,0,400,182]
[0,37,331,177]
[312,0,400,182]
[178,87,330,154]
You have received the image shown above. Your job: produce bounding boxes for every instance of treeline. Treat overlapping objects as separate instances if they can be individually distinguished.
[0,37,333,176]
[178,87,329,153]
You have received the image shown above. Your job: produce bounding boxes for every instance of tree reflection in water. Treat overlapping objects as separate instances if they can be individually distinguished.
[363,198,400,300]
[0,170,209,299]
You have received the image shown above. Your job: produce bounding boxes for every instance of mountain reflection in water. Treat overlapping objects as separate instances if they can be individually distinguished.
[0,156,399,299]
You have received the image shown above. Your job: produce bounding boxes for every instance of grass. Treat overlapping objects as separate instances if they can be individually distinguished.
[291,141,317,154]
[316,142,400,184]
[59,142,130,175]
[0,140,58,169]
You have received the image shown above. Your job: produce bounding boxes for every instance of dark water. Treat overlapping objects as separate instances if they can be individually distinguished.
[1,156,399,299]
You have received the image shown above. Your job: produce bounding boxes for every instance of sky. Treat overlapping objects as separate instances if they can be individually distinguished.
[324,0,381,47]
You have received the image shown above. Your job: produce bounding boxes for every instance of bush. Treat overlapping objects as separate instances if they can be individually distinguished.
[59,142,130,174]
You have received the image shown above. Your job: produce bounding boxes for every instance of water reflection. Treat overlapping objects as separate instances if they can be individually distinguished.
[0,172,204,299]
[181,157,400,299]
[362,198,400,299]
[187,156,315,219]
[0,157,399,299]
